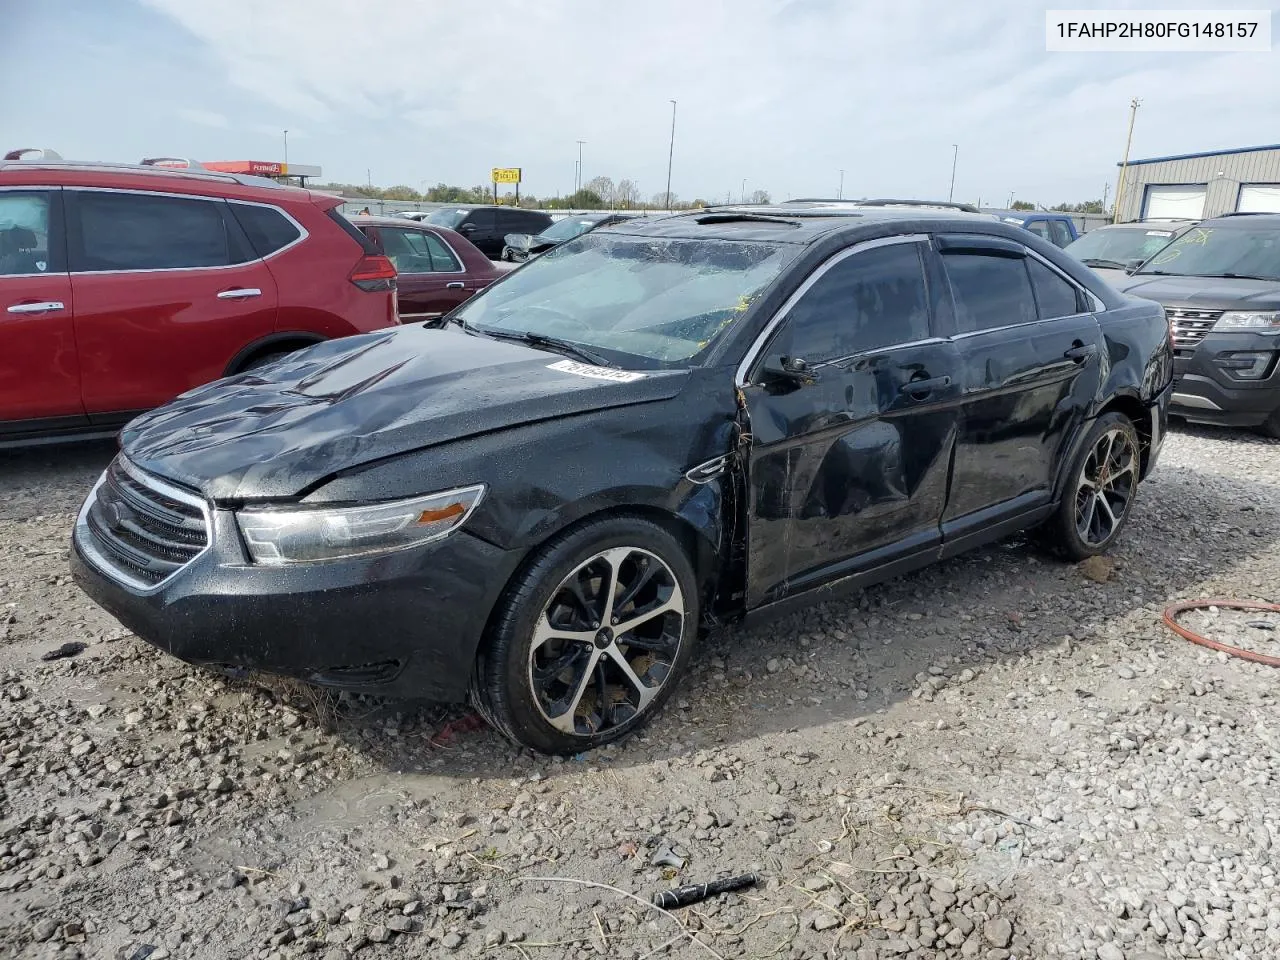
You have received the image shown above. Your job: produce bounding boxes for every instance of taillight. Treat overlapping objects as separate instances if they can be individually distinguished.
[349,255,397,292]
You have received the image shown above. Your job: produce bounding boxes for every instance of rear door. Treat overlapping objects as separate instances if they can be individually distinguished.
[66,189,279,417]
[935,234,1103,547]
[459,208,499,257]
[741,235,963,607]
[0,188,83,429]
[369,224,472,320]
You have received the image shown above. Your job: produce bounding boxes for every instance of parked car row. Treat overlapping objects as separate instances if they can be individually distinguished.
[500,211,642,262]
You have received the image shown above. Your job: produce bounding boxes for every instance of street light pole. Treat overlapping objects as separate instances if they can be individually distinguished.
[948,144,958,202]
[838,169,844,200]
[665,100,677,212]
[283,129,288,169]
[741,179,747,204]
[576,140,586,195]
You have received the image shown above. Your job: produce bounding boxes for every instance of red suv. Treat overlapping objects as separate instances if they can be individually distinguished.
[0,150,398,445]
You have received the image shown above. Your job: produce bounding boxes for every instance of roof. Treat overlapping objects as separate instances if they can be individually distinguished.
[1117,144,1280,167]
[607,204,1013,245]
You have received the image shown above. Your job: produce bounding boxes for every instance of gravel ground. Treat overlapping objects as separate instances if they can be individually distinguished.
[2,427,1279,960]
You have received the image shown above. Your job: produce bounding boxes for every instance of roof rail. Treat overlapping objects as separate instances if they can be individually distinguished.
[139,157,210,171]
[1218,211,1274,217]
[858,198,982,213]
[4,148,63,162]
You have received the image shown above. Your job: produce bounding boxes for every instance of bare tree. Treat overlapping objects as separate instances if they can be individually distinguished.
[615,179,641,208]
[650,191,679,210]
[748,189,772,204]
[584,176,615,207]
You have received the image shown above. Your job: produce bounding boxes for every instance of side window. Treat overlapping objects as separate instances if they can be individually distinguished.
[0,191,57,275]
[525,212,552,233]
[769,242,931,364]
[942,252,1038,334]
[421,232,462,271]
[72,192,245,271]
[229,203,301,257]
[1048,220,1074,247]
[1024,220,1051,241]
[377,228,435,274]
[1027,258,1084,320]
[467,209,496,231]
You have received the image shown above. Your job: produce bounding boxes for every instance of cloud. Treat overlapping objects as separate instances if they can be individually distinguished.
[137,0,1280,203]
[175,107,229,128]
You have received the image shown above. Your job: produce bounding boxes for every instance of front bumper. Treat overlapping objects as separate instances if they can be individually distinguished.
[1170,332,1280,428]
[71,480,516,701]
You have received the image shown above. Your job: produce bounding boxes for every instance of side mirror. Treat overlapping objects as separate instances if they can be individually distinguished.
[459,223,477,233]
[761,355,818,387]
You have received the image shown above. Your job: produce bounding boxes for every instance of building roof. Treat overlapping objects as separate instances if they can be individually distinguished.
[1118,144,1280,167]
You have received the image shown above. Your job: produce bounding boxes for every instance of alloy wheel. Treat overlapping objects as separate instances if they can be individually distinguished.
[527,546,685,737]
[1075,428,1137,545]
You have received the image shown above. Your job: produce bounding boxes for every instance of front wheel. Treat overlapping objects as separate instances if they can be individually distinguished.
[1045,412,1141,560]
[471,517,698,755]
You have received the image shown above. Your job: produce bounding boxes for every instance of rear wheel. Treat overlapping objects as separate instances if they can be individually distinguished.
[1045,412,1141,560]
[241,349,299,373]
[471,516,698,755]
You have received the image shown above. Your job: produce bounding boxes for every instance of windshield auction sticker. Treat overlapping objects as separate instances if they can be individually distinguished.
[1046,9,1271,51]
[547,359,647,383]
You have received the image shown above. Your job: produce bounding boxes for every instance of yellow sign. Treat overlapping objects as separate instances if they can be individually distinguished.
[491,167,522,184]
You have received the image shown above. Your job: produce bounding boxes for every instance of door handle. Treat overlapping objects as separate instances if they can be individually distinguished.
[900,375,952,399]
[446,281,466,289]
[1064,341,1098,363]
[217,288,262,300]
[7,301,66,314]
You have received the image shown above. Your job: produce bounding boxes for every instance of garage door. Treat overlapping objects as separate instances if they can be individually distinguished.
[1237,184,1280,213]
[1143,185,1207,219]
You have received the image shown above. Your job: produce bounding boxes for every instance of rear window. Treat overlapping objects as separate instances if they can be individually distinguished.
[325,208,378,254]
[230,203,301,257]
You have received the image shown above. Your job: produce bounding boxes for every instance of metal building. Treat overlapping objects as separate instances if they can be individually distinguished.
[1115,144,1280,222]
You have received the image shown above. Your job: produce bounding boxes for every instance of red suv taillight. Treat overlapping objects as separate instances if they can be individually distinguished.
[349,255,397,292]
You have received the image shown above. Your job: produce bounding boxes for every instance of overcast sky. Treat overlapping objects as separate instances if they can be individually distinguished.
[2,0,1277,207]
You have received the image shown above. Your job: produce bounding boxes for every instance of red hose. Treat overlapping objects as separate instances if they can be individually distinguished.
[1162,599,1280,667]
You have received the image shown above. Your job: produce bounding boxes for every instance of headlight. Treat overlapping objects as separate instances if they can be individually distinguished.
[1214,311,1280,331]
[236,485,485,565]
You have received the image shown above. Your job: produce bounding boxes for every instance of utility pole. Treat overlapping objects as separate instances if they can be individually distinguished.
[948,144,958,202]
[576,140,586,194]
[283,130,288,169]
[1113,98,1141,223]
[741,179,747,204]
[838,169,844,200]
[665,100,677,212]
[366,169,372,187]
[1102,181,1111,215]
[1007,191,1015,208]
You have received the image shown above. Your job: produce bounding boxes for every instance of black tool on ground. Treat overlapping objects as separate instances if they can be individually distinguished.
[652,873,759,909]
[41,641,87,661]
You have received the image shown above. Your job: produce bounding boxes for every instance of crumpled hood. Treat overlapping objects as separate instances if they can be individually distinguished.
[1116,274,1280,309]
[122,326,689,501]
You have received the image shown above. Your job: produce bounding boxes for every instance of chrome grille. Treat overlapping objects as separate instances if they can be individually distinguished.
[77,457,210,589]
[1166,308,1222,352]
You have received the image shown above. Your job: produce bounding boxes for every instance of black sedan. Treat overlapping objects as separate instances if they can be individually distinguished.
[71,206,1173,755]
[501,211,640,262]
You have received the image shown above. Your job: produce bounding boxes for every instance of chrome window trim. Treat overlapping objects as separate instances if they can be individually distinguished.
[73,455,213,595]
[64,187,309,275]
[734,234,930,387]
[376,224,466,276]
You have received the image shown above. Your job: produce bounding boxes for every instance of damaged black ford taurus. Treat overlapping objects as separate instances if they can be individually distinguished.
[71,204,1173,754]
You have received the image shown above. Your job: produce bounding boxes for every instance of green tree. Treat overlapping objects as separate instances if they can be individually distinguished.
[1051,200,1105,214]
[1011,200,1035,211]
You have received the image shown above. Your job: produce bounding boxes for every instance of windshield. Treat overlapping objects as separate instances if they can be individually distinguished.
[536,217,603,242]
[453,233,795,366]
[427,208,469,228]
[1138,225,1280,280]
[1066,226,1179,266]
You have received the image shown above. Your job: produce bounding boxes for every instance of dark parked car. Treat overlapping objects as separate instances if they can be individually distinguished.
[1064,220,1195,285]
[0,150,398,447]
[989,210,1079,248]
[71,205,1172,754]
[501,211,640,262]
[351,215,504,320]
[426,205,553,260]
[1117,213,1280,436]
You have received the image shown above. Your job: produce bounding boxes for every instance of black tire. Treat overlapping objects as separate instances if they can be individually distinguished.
[241,349,297,373]
[470,515,699,755]
[1044,411,1141,561]
[1255,410,1280,440]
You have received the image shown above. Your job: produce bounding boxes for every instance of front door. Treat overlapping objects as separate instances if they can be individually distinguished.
[460,208,499,258]
[741,236,962,608]
[370,225,473,320]
[66,189,279,416]
[935,234,1103,541]
[0,188,83,430]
